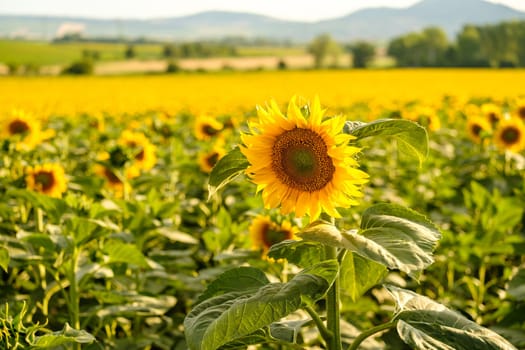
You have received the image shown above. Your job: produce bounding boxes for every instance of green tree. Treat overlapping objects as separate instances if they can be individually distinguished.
[456,25,488,67]
[349,41,376,68]
[125,45,136,59]
[307,34,342,68]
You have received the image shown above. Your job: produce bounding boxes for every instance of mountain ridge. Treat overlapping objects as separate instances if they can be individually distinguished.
[1,0,525,42]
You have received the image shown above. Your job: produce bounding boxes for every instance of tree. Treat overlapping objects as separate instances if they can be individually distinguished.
[456,25,488,67]
[307,34,341,68]
[349,41,376,68]
[125,45,136,59]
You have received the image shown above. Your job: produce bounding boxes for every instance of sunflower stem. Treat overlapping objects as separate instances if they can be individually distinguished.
[36,207,44,232]
[347,321,397,350]
[325,245,342,350]
[304,304,332,346]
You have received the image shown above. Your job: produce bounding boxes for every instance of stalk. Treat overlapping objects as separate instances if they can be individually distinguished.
[325,245,342,350]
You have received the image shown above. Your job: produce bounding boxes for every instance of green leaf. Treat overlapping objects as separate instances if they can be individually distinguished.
[267,240,325,267]
[340,252,387,302]
[208,146,250,199]
[0,246,9,272]
[33,323,95,347]
[298,204,441,278]
[7,189,68,222]
[386,285,517,350]
[184,260,338,350]
[104,240,149,268]
[346,119,428,166]
[197,266,270,304]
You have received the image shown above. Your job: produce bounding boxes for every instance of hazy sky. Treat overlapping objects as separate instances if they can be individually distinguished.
[1,0,525,21]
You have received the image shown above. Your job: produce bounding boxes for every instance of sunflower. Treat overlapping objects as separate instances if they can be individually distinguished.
[3,109,43,150]
[405,105,441,131]
[466,114,492,144]
[481,103,501,125]
[249,215,296,255]
[514,99,525,121]
[198,143,226,173]
[94,164,132,198]
[194,115,223,140]
[241,96,368,220]
[118,130,157,171]
[26,163,67,198]
[493,117,525,153]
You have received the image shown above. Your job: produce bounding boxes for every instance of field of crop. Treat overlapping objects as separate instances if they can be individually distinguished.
[1,69,524,349]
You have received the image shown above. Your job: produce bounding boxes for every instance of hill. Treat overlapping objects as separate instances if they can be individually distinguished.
[1,0,525,42]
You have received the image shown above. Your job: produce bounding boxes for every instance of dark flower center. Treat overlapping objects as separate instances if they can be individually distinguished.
[202,124,220,137]
[9,120,30,135]
[518,107,525,120]
[272,128,335,192]
[34,171,55,191]
[206,152,220,167]
[501,126,520,144]
[103,168,122,184]
[471,124,482,137]
[259,222,292,248]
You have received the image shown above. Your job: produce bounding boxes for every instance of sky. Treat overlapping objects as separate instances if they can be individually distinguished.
[1,0,525,21]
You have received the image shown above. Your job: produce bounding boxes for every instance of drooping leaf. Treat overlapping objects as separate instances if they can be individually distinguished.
[196,266,270,304]
[184,260,338,350]
[298,204,441,278]
[386,285,517,350]
[0,246,9,272]
[208,147,249,199]
[346,119,428,166]
[267,239,325,267]
[340,252,387,302]
[33,323,95,347]
[104,240,149,268]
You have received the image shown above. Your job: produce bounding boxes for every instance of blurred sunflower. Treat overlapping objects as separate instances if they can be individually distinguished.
[493,117,525,153]
[118,130,157,171]
[2,109,46,150]
[26,163,67,198]
[514,99,525,121]
[481,103,502,125]
[406,105,441,131]
[466,114,492,144]
[249,215,296,255]
[241,96,368,220]
[194,115,223,140]
[198,143,226,173]
[94,164,132,198]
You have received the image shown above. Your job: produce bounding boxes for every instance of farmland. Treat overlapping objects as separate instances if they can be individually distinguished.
[1,69,524,349]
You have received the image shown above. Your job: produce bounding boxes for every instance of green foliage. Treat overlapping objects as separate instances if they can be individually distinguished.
[348,41,376,68]
[61,59,95,75]
[307,33,342,68]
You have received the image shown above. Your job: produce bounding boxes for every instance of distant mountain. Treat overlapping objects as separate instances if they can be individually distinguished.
[1,0,525,42]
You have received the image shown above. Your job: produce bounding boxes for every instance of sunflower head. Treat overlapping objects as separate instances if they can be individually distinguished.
[198,143,226,173]
[117,130,157,171]
[515,99,525,121]
[249,215,296,255]
[481,103,501,125]
[241,96,368,220]
[466,115,492,144]
[3,109,44,151]
[26,163,67,198]
[493,117,525,153]
[194,115,223,140]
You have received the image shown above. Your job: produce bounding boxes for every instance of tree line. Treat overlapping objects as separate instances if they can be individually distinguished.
[308,19,525,68]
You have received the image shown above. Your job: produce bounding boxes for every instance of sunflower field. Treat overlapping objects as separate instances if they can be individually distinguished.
[0,69,524,350]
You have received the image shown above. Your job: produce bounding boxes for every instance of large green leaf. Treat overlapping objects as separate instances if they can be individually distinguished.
[386,285,517,350]
[0,246,9,272]
[184,260,338,350]
[340,252,387,302]
[298,204,441,278]
[208,146,249,199]
[345,119,428,166]
[267,240,325,267]
[196,266,270,304]
[33,323,95,347]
